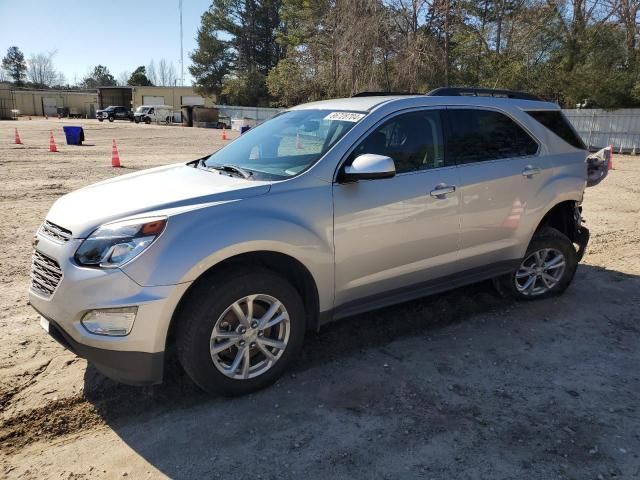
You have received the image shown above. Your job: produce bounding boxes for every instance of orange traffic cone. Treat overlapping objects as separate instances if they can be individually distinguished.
[296,133,302,150]
[14,128,22,145]
[111,139,121,167]
[608,144,615,170]
[221,127,228,141]
[48,131,57,152]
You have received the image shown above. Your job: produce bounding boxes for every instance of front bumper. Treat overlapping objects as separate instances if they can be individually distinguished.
[36,313,164,385]
[29,231,191,385]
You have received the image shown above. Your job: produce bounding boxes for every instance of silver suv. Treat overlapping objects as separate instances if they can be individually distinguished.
[30,88,599,395]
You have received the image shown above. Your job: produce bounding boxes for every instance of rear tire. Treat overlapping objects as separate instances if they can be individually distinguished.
[495,227,578,300]
[176,268,306,396]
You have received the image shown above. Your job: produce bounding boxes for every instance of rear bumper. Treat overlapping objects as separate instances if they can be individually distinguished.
[575,226,590,261]
[37,311,164,385]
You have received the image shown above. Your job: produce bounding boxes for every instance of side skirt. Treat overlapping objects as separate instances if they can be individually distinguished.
[319,259,521,327]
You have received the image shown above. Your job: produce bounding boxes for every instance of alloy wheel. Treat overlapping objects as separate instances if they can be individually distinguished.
[210,294,290,380]
[514,248,566,296]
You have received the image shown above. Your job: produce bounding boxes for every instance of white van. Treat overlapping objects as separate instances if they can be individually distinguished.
[133,105,174,125]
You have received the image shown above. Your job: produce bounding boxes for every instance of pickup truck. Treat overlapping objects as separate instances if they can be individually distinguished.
[96,106,133,122]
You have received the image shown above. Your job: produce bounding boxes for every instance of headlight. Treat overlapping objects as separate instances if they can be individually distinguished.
[74,217,166,268]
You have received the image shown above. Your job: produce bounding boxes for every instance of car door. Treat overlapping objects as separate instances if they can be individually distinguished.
[445,107,549,272]
[333,109,461,310]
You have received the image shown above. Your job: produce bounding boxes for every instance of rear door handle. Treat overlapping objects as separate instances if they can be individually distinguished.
[522,165,541,177]
[430,184,456,198]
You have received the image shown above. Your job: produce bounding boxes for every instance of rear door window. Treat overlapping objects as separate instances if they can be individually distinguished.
[524,110,586,150]
[446,109,538,164]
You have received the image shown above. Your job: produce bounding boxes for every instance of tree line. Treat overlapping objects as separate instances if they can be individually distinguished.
[1,46,180,89]
[189,0,640,108]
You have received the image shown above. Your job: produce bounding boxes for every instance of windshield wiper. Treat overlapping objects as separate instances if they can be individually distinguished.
[204,163,253,179]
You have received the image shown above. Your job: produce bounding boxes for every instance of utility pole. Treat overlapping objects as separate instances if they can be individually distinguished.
[179,0,184,86]
[444,0,450,87]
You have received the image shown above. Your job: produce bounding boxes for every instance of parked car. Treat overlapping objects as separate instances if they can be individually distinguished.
[96,106,133,122]
[217,115,231,129]
[134,105,174,125]
[29,88,602,396]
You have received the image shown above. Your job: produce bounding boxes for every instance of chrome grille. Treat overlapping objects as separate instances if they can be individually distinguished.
[30,250,63,297]
[40,221,72,242]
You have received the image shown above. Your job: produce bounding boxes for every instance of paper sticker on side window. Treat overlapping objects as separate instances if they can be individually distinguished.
[324,112,365,122]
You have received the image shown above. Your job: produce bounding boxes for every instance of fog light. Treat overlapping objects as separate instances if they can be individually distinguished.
[81,307,137,336]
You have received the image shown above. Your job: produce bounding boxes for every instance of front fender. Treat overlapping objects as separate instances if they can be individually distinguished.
[121,185,335,311]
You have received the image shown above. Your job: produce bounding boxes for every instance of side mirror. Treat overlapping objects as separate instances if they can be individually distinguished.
[342,154,396,181]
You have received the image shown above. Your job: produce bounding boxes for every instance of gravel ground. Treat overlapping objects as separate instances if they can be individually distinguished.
[0,118,638,479]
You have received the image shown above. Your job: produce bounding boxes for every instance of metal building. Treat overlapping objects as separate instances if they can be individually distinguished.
[0,87,15,119]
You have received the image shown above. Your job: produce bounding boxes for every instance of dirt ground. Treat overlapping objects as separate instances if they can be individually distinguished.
[0,118,638,479]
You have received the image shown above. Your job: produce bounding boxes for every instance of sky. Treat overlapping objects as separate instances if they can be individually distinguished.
[0,0,212,85]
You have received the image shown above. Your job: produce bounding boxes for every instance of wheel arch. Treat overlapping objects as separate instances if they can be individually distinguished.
[166,250,321,350]
[534,200,580,242]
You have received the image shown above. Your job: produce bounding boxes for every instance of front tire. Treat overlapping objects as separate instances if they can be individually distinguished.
[496,227,579,300]
[176,269,305,396]
[108,116,114,122]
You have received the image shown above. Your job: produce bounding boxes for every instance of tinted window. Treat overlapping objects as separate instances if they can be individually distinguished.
[447,109,538,164]
[525,110,586,150]
[348,110,447,173]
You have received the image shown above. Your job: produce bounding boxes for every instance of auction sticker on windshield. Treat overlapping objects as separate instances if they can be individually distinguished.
[324,112,366,122]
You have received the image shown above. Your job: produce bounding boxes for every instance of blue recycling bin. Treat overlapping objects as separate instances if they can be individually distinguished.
[62,126,85,145]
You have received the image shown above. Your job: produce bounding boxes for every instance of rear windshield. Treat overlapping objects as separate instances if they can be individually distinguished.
[525,110,586,150]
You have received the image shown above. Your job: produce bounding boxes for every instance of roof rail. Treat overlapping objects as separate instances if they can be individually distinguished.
[351,91,419,97]
[426,87,542,101]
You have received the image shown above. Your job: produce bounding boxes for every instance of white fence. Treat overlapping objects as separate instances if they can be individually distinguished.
[563,109,640,153]
[215,105,283,127]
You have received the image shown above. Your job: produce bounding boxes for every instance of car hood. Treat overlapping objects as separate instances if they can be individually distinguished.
[46,163,271,238]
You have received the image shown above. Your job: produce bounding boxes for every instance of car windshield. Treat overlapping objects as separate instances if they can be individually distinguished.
[136,106,150,113]
[203,109,366,180]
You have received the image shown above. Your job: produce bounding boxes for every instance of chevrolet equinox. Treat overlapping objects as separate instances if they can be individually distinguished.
[29,88,602,395]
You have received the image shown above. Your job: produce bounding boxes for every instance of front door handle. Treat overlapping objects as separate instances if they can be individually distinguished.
[522,165,541,177]
[430,184,456,198]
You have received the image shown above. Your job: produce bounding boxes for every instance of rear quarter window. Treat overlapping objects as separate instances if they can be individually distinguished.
[447,109,539,164]
[525,110,586,150]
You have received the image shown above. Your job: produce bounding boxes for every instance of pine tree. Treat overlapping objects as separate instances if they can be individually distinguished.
[2,46,27,86]
[128,66,153,86]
